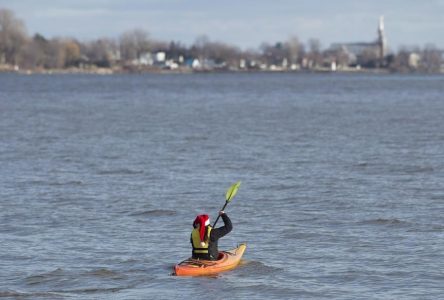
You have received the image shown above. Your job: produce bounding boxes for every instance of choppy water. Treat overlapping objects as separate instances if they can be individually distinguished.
[1,73,443,299]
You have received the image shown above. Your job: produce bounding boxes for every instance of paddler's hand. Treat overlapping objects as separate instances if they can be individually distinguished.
[219,211,225,216]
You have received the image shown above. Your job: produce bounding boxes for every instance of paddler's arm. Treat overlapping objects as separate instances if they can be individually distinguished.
[210,211,232,241]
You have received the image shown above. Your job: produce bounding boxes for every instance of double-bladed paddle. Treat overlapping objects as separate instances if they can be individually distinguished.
[212,181,241,227]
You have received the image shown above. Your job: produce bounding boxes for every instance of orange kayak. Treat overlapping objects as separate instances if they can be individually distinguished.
[174,243,246,276]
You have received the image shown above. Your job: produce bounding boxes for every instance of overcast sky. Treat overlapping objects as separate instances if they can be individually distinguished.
[1,0,443,51]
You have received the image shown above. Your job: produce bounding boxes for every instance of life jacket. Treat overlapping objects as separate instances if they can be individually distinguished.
[191,226,212,254]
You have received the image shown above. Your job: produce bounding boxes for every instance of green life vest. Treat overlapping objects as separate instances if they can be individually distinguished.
[191,226,212,254]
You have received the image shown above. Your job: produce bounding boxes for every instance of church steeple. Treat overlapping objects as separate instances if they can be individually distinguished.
[377,16,387,61]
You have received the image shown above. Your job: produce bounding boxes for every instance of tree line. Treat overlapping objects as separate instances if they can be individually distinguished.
[0,8,442,73]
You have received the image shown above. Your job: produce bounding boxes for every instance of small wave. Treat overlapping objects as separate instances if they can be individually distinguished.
[26,268,64,285]
[388,165,435,174]
[130,209,177,217]
[240,260,283,273]
[49,180,84,186]
[185,135,208,142]
[431,224,444,231]
[97,169,144,175]
[102,155,122,160]
[52,286,128,294]
[0,290,63,298]
[117,258,140,265]
[18,179,48,185]
[374,218,403,224]
[408,223,444,233]
[282,231,317,240]
[255,184,296,192]
[229,284,298,297]
[85,268,123,279]
[359,218,409,227]
[33,136,59,145]
[361,219,443,233]
[404,165,434,174]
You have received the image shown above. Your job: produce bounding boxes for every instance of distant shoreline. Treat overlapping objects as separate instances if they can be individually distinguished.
[4,65,436,75]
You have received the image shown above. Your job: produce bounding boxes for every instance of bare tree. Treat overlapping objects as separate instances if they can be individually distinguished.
[192,35,210,61]
[358,48,379,68]
[420,44,442,73]
[307,38,322,67]
[284,36,302,65]
[150,39,168,50]
[332,46,350,67]
[190,36,242,68]
[63,39,80,67]
[41,38,65,69]
[82,38,118,67]
[389,47,411,73]
[167,41,188,60]
[119,29,150,61]
[20,33,50,69]
[0,9,28,65]
[207,42,240,64]
[308,38,321,54]
[260,42,287,67]
[241,48,261,69]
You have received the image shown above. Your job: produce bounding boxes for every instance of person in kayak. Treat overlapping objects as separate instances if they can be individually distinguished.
[191,211,232,260]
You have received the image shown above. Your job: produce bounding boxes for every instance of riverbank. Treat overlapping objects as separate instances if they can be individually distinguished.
[2,63,442,75]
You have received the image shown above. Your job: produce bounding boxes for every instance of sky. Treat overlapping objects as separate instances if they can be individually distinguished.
[1,0,444,51]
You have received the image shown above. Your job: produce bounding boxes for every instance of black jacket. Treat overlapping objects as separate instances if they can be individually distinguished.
[191,213,233,260]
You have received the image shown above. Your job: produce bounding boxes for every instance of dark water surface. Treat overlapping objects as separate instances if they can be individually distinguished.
[1,73,443,299]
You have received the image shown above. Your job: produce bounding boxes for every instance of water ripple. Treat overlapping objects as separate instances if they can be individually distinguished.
[129,209,177,217]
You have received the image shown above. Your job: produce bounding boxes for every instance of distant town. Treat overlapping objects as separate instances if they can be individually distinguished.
[1,8,443,74]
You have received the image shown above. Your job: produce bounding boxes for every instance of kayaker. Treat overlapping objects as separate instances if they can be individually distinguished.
[191,211,232,260]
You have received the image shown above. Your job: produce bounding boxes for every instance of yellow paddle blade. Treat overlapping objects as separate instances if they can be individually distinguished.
[225,181,241,202]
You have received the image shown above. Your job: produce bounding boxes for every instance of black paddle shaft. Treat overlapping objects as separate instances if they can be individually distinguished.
[212,201,228,227]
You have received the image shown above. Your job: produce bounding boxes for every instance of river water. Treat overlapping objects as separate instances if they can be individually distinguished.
[1,73,443,299]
